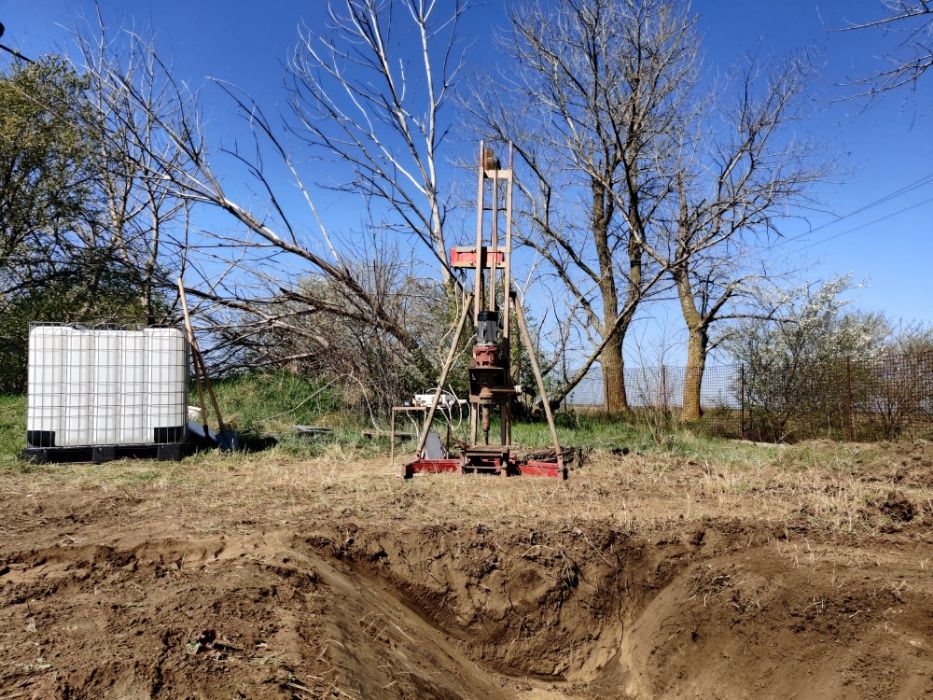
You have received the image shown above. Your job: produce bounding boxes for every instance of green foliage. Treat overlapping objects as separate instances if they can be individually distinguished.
[509,411,772,462]
[0,273,155,393]
[1,58,97,392]
[0,57,93,277]
[729,277,888,441]
[729,278,933,441]
[0,369,893,471]
[0,57,163,392]
[0,382,773,469]
[195,370,394,459]
[207,370,345,435]
[206,374,759,463]
[0,394,26,468]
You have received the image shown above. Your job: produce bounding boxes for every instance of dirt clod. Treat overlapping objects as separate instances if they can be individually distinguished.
[879,490,915,522]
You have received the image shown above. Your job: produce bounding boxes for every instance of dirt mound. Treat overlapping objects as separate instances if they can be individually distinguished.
[876,490,916,522]
[5,514,930,699]
[304,522,652,680]
[2,446,932,698]
[319,521,933,699]
[612,543,933,699]
[0,528,514,699]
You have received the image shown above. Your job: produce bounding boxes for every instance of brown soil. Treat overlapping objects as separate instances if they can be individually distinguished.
[1,440,931,698]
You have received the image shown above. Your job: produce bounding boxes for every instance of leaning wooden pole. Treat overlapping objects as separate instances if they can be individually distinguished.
[512,291,562,460]
[177,278,209,434]
[177,278,229,436]
[413,293,474,460]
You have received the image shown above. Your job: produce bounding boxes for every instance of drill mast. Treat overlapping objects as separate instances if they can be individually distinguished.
[404,141,565,479]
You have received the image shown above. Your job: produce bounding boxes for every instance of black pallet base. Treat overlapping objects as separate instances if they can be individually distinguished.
[22,442,185,464]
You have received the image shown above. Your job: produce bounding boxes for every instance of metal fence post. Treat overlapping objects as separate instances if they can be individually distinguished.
[740,365,746,439]
[660,364,668,413]
[846,357,855,441]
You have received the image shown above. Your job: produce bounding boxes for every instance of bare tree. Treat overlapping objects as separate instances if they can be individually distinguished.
[288,0,468,287]
[840,1,933,96]
[71,14,192,324]
[662,58,825,421]
[472,0,695,411]
[214,250,453,412]
[77,3,470,390]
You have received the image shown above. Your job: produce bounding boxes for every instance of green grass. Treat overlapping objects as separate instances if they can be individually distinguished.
[205,371,346,434]
[0,371,790,469]
[0,394,26,468]
[0,372,390,467]
[206,371,393,458]
[509,413,781,465]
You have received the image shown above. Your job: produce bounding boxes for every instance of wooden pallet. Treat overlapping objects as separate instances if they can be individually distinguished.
[22,442,184,464]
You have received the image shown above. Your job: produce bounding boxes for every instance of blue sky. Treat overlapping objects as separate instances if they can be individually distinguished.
[2,0,931,362]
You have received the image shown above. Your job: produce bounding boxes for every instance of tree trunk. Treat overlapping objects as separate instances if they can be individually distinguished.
[601,330,626,414]
[592,178,628,413]
[682,323,708,422]
[431,195,452,289]
[673,228,707,423]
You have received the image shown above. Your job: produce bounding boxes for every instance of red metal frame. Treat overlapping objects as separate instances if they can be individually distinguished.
[404,142,568,483]
[404,452,565,479]
[450,246,506,269]
[519,460,567,479]
[403,458,460,478]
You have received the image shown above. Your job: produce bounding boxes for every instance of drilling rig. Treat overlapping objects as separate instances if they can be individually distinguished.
[404,142,565,479]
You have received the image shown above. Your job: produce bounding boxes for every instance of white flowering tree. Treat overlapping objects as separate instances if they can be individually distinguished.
[727,276,890,440]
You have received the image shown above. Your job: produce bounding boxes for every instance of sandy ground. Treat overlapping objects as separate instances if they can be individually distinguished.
[0,440,931,698]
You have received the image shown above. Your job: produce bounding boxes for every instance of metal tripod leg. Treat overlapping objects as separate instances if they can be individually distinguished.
[412,294,474,469]
[511,291,562,464]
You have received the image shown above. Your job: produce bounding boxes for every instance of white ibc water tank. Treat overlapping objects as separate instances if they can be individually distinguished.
[145,327,189,444]
[26,325,189,448]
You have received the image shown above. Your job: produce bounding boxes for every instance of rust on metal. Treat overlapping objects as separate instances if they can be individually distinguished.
[449,246,506,269]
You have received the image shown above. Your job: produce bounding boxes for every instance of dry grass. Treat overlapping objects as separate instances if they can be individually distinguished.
[3,438,929,538]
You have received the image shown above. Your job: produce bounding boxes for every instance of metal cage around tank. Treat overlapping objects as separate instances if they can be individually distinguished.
[24,323,189,462]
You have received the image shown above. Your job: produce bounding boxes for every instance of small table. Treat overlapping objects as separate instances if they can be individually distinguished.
[389,405,427,466]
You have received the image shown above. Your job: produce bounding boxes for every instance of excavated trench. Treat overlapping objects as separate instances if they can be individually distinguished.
[309,522,661,684]
[1,517,931,698]
[302,521,933,699]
